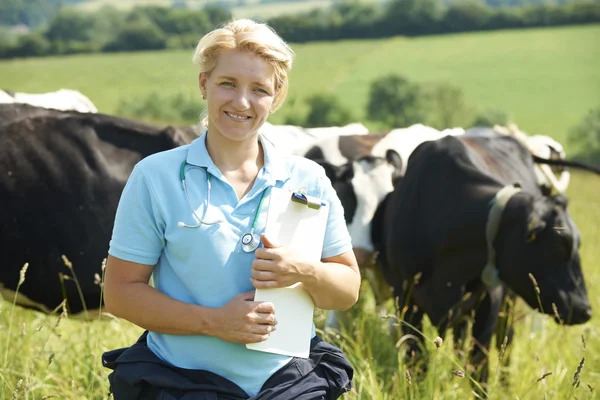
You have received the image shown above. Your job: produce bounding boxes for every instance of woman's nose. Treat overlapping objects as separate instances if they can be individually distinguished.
[232,90,250,109]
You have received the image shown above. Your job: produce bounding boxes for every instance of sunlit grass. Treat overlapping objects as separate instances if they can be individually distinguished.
[1,170,597,399]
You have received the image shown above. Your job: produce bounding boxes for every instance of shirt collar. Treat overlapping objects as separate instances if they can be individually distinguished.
[185,130,291,184]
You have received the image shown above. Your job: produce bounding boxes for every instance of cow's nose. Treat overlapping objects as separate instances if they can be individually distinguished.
[569,306,592,325]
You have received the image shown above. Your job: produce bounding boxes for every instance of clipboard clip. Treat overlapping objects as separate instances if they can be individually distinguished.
[291,192,327,210]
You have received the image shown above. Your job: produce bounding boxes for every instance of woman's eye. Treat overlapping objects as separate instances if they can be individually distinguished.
[255,88,269,95]
[221,82,234,87]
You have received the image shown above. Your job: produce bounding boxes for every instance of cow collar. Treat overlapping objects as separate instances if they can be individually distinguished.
[482,183,523,288]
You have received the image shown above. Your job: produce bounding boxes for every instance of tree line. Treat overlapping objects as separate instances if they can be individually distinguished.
[0,0,599,59]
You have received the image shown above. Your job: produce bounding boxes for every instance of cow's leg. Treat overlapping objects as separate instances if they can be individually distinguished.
[469,286,503,399]
[494,291,516,387]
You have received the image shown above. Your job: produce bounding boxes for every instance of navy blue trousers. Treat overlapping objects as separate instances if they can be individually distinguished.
[102,332,353,400]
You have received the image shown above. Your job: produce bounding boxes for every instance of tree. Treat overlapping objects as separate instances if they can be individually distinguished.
[203,4,233,28]
[304,94,353,128]
[443,0,491,32]
[425,83,475,130]
[367,75,429,129]
[44,9,94,42]
[103,20,166,52]
[383,0,444,35]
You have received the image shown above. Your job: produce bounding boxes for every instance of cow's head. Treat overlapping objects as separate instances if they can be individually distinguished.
[497,192,591,325]
[320,150,402,266]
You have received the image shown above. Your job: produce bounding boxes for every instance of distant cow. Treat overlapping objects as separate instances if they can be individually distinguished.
[258,121,369,158]
[372,129,592,394]
[301,132,401,327]
[0,104,198,316]
[0,88,98,113]
[370,124,465,176]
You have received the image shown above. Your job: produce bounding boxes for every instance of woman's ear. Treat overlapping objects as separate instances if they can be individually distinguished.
[199,72,207,98]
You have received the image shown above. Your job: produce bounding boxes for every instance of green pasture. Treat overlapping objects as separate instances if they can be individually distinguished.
[0,25,598,152]
[1,170,598,399]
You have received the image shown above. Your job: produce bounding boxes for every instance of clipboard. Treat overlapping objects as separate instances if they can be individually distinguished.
[246,187,329,358]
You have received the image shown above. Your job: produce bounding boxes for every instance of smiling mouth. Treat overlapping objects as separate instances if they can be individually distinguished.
[225,111,251,121]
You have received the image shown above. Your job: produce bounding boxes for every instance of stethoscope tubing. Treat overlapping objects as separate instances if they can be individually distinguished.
[179,161,267,252]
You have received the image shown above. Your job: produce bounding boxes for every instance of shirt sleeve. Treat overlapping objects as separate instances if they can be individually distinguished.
[319,170,353,259]
[108,165,166,265]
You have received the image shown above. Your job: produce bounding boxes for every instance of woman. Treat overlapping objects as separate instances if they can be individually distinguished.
[102,19,361,399]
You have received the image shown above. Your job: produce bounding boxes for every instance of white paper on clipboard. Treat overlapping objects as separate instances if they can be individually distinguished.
[246,187,328,358]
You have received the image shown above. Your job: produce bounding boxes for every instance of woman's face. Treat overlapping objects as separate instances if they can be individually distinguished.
[200,49,277,143]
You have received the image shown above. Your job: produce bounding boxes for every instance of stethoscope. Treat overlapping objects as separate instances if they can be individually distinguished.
[177,161,268,252]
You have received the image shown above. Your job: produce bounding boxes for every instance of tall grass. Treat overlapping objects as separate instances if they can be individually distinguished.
[0,171,598,399]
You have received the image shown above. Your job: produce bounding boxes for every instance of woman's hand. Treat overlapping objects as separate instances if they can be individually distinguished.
[212,291,277,344]
[250,234,313,289]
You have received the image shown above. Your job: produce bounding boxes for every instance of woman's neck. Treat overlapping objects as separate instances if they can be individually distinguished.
[205,130,264,178]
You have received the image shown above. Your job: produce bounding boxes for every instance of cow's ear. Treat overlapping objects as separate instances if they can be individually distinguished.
[385,149,403,181]
[338,162,354,181]
[525,213,547,243]
[320,161,339,183]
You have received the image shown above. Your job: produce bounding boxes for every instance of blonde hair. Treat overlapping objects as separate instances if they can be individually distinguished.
[192,19,295,126]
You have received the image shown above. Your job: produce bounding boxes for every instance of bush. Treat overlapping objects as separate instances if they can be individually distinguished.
[569,107,600,161]
[9,34,51,58]
[117,92,203,125]
[367,74,429,129]
[304,94,353,128]
[472,107,513,127]
[103,19,167,52]
[424,83,475,130]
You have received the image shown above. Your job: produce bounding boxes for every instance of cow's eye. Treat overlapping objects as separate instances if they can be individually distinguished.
[554,227,573,260]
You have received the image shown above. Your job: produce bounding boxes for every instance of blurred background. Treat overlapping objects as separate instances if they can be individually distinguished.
[0,0,599,399]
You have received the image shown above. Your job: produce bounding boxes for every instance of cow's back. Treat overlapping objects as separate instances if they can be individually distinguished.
[0,109,185,314]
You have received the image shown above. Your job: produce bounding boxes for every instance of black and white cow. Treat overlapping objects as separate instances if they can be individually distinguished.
[371,129,592,394]
[299,132,402,327]
[0,104,198,316]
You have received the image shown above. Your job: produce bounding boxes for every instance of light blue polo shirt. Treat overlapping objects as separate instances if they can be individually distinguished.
[108,132,352,396]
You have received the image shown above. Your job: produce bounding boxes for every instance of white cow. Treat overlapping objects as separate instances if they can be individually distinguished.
[258,121,369,159]
[370,123,465,176]
[0,89,98,113]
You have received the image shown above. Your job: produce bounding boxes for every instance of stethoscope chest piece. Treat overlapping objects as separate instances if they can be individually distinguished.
[241,232,261,253]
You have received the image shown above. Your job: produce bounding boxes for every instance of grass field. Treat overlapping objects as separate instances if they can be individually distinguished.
[0,170,598,399]
[1,25,599,152]
[0,24,599,399]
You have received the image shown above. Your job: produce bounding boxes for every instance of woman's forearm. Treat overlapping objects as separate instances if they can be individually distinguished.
[301,262,361,311]
[104,281,218,335]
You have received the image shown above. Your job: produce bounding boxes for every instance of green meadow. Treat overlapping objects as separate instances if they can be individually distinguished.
[1,170,599,399]
[1,24,599,152]
[1,24,599,399]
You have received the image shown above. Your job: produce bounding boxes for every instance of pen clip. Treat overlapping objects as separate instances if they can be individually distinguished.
[291,192,326,210]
